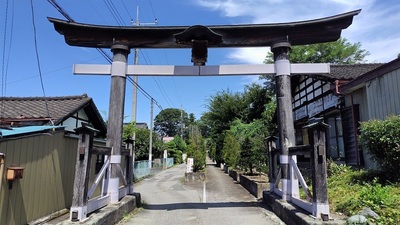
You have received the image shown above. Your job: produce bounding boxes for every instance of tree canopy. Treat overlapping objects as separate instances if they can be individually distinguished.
[154,108,188,137]
[264,38,369,64]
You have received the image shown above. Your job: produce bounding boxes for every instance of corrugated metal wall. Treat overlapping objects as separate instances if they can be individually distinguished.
[0,130,77,225]
[366,68,400,120]
[0,130,128,224]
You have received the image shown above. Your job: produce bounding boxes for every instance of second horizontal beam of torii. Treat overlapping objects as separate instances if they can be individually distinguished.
[73,63,330,76]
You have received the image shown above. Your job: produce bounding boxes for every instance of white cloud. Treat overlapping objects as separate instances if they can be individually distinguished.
[194,0,400,63]
[226,47,270,64]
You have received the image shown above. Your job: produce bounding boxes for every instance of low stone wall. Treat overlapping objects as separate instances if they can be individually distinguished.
[239,175,268,199]
[224,166,229,173]
[185,172,206,182]
[228,170,241,182]
[263,192,346,225]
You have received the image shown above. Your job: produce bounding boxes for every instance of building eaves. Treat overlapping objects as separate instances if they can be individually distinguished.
[338,58,400,94]
[296,63,384,81]
[0,94,91,125]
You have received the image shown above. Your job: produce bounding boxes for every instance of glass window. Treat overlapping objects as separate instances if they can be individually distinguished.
[315,88,322,97]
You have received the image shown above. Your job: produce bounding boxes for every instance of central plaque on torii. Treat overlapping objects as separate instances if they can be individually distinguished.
[49,9,361,222]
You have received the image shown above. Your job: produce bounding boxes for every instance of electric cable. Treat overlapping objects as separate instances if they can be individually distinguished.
[46,0,164,111]
[30,0,51,119]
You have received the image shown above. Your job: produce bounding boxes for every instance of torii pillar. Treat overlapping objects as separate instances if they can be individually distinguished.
[272,42,299,201]
[107,44,130,203]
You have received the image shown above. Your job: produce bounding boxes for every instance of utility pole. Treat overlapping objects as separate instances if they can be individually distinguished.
[149,98,154,168]
[131,6,157,169]
[180,107,183,139]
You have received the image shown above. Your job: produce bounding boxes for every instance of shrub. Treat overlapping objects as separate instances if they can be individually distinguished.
[359,115,400,181]
[187,126,206,172]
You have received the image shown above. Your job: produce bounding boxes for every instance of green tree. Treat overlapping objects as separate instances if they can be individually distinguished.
[264,38,369,64]
[243,83,272,123]
[123,122,163,160]
[187,126,206,172]
[203,89,247,164]
[163,135,187,164]
[154,108,188,137]
[230,119,268,175]
[222,131,241,168]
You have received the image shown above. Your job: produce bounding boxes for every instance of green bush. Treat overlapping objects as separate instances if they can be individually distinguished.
[327,161,400,225]
[359,115,400,181]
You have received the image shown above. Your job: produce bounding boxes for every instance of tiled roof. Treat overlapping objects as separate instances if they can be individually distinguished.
[0,94,91,124]
[309,63,384,81]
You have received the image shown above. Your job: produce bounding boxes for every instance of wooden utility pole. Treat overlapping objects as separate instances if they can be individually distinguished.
[107,44,130,204]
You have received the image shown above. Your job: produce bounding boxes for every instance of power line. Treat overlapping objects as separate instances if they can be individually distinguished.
[1,0,9,99]
[30,0,51,118]
[120,0,133,22]
[46,0,163,111]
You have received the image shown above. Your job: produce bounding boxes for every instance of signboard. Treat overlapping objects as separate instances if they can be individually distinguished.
[187,158,194,173]
[163,150,168,159]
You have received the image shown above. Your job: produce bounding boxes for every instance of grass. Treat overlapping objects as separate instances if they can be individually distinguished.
[327,161,400,225]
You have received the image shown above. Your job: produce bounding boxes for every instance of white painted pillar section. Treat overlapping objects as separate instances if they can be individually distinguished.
[313,203,330,220]
[290,156,300,198]
[107,44,130,204]
[272,42,297,202]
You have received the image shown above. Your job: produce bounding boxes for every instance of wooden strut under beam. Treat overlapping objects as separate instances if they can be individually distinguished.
[73,64,330,76]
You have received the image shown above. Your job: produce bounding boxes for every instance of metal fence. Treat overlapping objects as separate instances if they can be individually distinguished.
[133,158,175,181]
[133,160,151,180]
[166,158,174,168]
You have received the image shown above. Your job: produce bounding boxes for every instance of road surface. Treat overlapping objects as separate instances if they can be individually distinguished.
[118,159,285,225]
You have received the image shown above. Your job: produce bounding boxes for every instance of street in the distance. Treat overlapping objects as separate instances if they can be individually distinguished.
[118,158,285,225]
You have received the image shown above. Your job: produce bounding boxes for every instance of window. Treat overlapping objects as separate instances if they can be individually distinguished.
[326,116,345,160]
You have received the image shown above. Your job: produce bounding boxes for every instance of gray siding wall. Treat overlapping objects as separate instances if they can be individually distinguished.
[344,88,369,122]
[366,68,400,120]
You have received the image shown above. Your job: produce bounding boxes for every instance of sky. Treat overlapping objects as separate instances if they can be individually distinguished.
[1,0,399,126]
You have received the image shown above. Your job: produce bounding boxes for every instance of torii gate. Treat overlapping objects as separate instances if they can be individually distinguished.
[49,9,360,222]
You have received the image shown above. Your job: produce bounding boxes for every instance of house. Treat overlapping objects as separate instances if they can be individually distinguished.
[0,94,106,137]
[338,57,400,168]
[0,94,108,224]
[290,63,383,166]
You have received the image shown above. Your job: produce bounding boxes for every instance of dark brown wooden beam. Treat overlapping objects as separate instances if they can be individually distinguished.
[48,10,360,49]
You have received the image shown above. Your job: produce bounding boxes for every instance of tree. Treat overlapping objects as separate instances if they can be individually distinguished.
[163,135,187,164]
[154,108,188,137]
[187,126,206,172]
[122,122,163,160]
[203,89,247,164]
[243,83,272,123]
[230,119,268,175]
[264,38,369,64]
[222,131,241,168]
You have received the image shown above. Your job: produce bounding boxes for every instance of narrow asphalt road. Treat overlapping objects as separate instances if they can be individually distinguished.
[118,159,285,225]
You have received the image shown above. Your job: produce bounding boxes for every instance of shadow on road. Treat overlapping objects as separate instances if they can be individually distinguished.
[143,201,261,211]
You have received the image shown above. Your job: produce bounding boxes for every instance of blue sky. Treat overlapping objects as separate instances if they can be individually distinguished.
[1,0,399,125]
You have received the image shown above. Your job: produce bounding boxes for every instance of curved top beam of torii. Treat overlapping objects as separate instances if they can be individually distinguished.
[48,9,360,49]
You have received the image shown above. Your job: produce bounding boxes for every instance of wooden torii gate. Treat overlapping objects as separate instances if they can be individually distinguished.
[49,9,360,222]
